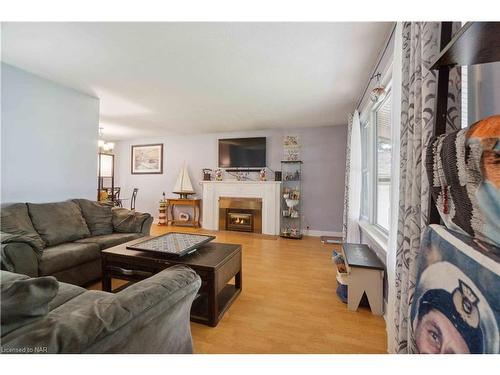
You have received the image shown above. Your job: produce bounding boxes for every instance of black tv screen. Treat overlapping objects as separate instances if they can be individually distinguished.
[218,137,266,168]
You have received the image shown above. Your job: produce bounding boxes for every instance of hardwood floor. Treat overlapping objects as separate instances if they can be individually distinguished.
[91,225,387,353]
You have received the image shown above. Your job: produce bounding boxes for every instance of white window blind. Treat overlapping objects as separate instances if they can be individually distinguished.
[375,92,392,231]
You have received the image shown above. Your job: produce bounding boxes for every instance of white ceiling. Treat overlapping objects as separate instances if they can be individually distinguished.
[2,22,392,140]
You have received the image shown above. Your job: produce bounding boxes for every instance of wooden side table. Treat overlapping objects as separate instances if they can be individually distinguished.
[166,198,201,227]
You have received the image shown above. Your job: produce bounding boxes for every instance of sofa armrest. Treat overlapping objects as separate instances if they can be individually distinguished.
[112,208,153,234]
[113,265,200,314]
[1,242,40,277]
[140,216,153,235]
[90,265,201,353]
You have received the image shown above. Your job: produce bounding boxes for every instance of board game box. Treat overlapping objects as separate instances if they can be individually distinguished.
[126,232,216,257]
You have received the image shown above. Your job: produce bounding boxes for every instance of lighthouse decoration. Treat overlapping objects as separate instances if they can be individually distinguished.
[158,192,167,226]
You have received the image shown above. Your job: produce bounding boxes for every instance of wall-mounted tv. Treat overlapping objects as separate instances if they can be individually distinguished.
[218,137,266,168]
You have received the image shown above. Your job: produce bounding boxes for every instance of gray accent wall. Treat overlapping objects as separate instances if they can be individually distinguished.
[114,125,347,233]
[1,64,99,203]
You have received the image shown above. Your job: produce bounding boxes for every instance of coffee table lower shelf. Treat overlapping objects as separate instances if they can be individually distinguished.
[191,285,241,325]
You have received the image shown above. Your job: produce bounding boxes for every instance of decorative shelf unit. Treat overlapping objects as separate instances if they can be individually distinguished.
[280,160,303,239]
[430,22,500,70]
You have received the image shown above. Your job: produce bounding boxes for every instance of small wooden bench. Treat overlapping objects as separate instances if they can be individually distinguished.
[342,243,385,315]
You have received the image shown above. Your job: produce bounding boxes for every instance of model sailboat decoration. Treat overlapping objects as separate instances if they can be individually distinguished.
[173,162,196,199]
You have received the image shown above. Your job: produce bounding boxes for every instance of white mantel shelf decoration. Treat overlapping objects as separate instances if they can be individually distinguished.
[201,181,281,235]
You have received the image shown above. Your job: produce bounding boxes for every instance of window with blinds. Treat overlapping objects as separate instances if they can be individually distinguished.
[359,80,394,238]
[374,91,392,231]
[360,121,370,220]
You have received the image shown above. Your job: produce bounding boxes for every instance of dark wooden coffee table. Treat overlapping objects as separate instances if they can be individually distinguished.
[101,237,242,327]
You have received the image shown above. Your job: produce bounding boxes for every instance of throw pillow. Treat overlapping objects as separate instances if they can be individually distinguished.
[112,208,150,233]
[27,201,91,246]
[426,114,500,247]
[73,199,113,236]
[0,203,45,251]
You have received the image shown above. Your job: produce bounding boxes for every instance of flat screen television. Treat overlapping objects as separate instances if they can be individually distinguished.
[218,137,266,168]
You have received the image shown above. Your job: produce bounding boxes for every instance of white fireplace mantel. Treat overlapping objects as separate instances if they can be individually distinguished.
[201,181,281,235]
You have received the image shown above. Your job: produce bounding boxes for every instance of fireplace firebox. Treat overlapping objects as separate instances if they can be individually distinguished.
[227,210,254,232]
[219,197,262,233]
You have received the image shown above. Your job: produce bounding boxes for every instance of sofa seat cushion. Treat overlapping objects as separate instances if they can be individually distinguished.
[1,270,59,336]
[39,242,100,276]
[28,201,91,246]
[1,203,45,251]
[48,281,86,311]
[73,199,113,236]
[75,233,143,250]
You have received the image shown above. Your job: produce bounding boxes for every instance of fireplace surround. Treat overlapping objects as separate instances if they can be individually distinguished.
[219,197,262,233]
[202,181,281,235]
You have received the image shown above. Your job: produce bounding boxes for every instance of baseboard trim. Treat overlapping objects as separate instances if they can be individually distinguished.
[304,230,343,237]
[152,219,342,239]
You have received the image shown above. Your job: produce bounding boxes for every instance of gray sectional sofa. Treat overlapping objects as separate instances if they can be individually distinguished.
[0,199,203,353]
[0,199,153,286]
[0,266,201,353]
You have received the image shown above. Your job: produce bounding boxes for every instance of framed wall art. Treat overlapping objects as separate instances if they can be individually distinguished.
[131,143,163,174]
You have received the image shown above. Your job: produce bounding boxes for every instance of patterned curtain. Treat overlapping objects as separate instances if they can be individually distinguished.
[393,22,462,353]
[342,111,361,243]
[342,114,353,241]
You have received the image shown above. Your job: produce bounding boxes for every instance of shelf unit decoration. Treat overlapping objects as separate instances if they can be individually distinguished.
[428,21,500,224]
[280,160,303,239]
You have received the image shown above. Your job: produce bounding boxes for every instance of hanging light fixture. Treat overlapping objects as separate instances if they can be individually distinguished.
[369,73,386,103]
[98,127,114,152]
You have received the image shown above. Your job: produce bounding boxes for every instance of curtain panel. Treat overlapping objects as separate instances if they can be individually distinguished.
[342,110,361,243]
[342,113,353,242]
[393,22,462,353]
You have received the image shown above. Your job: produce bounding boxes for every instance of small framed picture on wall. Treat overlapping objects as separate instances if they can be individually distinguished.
[131,144,163,174]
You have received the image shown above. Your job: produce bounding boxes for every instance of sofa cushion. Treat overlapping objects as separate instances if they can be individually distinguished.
[73,199,113,236]
[48,281,86,311]
[1,270,59,336]
[112,207,150,233]
[28,201,91,246]
[1,203,45,251]
[75,232,143,250]
[51,259,101,287]
[39,242,100,276]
